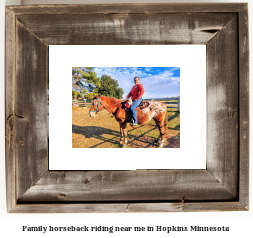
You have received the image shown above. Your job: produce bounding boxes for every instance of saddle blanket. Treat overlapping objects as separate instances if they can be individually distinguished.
[125,101,150,110]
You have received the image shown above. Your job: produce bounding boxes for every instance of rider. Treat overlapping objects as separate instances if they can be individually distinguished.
[125,76,145,126]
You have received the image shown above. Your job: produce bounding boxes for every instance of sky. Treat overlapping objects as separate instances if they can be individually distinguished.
[93,67,180,99]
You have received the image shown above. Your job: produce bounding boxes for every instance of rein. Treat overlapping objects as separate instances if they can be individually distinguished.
[89,96,123,114]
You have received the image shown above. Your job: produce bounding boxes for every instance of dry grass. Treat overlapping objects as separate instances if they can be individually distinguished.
[72,105,180,148]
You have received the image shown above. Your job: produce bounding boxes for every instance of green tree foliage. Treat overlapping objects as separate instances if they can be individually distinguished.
[72,90,80,99]
[72,67,100,99]
[72,68,124,100]
[98,75,124,99]
[115,88,124,99]
[85,93,96,100]
[80,89,88,98]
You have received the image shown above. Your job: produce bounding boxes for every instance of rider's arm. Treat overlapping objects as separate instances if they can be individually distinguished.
[126,90,132,99]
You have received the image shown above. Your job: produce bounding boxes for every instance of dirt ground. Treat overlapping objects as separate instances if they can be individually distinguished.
[72,106,180,148]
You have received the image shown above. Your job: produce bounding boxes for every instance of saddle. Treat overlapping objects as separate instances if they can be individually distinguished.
[122,100,150,123]
[138,101,150,109]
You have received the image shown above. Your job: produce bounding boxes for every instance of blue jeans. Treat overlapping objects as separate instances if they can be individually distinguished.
[130,98,142,124]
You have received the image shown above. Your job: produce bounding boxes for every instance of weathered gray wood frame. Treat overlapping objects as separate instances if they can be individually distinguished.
[5,4,249,213]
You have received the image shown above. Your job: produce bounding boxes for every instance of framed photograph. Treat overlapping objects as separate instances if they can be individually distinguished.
[5,3,249,212]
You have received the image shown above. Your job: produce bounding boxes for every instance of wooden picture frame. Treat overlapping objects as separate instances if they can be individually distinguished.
[5,3,249,213]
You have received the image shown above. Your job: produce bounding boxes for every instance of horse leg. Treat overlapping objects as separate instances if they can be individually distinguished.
[158,126,166,148]
[121,122,128,148]
[119,124,124,144]
[154,119,163,145]
[159,113,168,148]
[154,117,167,148]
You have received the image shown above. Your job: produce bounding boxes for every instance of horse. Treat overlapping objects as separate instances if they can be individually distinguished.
[89,95,168,148]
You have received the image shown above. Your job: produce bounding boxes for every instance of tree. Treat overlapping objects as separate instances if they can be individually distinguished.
[97,75,124,99]
[72,90,80,99]
[85,92,96,100]
[80,89,88,98]
[72,67,100,99]
[115,88,124,99]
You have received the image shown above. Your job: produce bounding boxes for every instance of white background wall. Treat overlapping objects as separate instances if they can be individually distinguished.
[1,0,252,236]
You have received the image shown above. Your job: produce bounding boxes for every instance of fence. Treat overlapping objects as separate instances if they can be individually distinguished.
[73,98,180,111]
[72,99,87,107]
[143,97,180,111]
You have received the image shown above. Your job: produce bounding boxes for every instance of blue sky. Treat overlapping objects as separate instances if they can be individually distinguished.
[93,67,180,99]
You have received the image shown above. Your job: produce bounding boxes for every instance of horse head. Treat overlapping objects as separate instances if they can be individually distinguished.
[89,95,103,117]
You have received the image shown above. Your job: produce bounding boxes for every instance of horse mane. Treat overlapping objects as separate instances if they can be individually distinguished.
[98,95,123,102]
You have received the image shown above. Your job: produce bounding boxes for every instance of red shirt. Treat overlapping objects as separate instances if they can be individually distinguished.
[127,84,145,100]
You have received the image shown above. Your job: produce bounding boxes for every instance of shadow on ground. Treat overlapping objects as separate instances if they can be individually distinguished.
[72,125,120,148]
[73,107,180,148]
[72,124,160,148]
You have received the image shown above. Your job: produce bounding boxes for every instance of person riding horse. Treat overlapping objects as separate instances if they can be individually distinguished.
[125,76,145,126]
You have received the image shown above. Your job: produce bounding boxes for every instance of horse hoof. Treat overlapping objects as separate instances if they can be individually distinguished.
[158,141,164,148]
[122,144,127,148]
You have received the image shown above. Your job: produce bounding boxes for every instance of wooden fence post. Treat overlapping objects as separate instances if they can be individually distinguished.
[177,98,180,111]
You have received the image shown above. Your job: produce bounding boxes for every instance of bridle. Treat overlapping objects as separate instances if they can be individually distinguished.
[89,96,124,114]
[89,96,101,113]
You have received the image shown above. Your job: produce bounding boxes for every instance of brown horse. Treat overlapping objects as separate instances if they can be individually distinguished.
[89,95,168,148]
